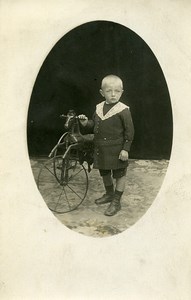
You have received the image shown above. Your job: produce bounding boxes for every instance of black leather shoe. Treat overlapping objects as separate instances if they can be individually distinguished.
[104,199,121,216]
[95,194,114,205]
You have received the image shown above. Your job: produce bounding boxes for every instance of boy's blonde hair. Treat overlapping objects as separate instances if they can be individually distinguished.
[101,75,123,89]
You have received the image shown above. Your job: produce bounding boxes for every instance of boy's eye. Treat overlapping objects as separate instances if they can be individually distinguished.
[105,89,121,93]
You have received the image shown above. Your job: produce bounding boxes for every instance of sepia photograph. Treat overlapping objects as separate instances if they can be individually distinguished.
[28,20,172,237]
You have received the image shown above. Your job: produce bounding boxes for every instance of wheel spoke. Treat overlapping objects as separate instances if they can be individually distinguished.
[43,164,56,178]
[66,183,84,200]
[68,168,84,181]
[54,189,64,210]
[62,186,72,210]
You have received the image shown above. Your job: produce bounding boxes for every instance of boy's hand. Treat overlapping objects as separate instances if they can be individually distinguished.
[78,114,88,126]
[119,150,129,161]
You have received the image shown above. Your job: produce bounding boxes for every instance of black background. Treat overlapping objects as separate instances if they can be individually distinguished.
[27,20,173,159]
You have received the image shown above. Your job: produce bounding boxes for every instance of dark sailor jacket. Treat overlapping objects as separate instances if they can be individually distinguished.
[86,101,134,170]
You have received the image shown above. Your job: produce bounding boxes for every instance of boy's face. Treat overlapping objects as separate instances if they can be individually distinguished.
[100,79,123,104]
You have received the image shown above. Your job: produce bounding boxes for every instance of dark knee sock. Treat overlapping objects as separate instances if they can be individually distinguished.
[114,190,123,201]
[105,184,114,195]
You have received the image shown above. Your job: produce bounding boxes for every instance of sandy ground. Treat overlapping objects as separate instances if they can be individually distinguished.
[31,158,168,238]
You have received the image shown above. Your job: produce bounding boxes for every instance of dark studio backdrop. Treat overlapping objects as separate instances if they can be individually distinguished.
[27,20,173,159]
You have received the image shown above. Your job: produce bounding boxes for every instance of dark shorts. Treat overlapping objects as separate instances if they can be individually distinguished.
[99,168,127,179]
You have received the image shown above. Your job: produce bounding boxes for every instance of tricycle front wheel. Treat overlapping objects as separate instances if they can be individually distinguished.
[37,155,88,213]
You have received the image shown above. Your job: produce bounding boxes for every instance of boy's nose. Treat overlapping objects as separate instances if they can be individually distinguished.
[111,90,115,96]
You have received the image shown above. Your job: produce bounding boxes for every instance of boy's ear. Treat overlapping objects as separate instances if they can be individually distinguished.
[99,89,104,97]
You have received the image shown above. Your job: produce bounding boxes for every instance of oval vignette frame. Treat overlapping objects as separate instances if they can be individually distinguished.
[27,20,173,238]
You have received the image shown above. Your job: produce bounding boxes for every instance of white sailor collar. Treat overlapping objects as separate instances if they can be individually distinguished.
[96,101,129,120]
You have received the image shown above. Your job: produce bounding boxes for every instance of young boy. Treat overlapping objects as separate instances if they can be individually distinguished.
[79,75,134,216]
